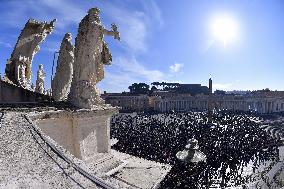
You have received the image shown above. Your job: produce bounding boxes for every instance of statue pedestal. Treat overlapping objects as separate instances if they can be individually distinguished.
[31,105,118,160]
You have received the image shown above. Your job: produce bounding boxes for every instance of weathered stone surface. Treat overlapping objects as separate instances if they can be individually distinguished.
[0,107,172,189]
[35,64,45,94]
[69,7,120,109]
[31,106,118,160]
[0,112,98,188]
[5,18,56,88]
[52,33,74,101]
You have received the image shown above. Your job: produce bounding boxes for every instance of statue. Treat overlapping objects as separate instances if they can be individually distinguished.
[5,18,56,88]
[46,89,51,96]
[35,64,45,94]
[69,7,120,109]
[17,56,28,87]
[52,33,74,101]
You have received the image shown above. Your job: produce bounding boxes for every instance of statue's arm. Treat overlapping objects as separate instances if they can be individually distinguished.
[102,24,120,40]
[103,29,116,37]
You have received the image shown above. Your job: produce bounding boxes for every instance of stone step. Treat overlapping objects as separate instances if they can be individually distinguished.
[93,156,124,174]
[85,153,112,164]
[86,153,127,176]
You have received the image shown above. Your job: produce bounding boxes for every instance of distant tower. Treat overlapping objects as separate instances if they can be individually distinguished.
[208,77,213,123]
[209,77,212,94]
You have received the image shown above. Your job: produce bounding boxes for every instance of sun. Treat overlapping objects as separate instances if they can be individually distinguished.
[211,15,239,47]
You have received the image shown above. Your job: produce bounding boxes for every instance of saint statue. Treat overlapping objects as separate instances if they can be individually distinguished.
[52,33,74,101]
[5,18,56,88]
[35,64,45,94]
[69,7,120,108]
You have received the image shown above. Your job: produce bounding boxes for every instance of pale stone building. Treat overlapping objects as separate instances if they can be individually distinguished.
[153,93,284,114]
[102,93,150,112]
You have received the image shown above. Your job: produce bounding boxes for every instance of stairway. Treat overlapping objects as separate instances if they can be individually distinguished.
[85,153,127,177]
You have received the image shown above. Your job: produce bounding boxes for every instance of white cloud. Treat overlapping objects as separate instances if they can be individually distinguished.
[139,0,164,27]
[213,83,233,91]
[114,56,164,82]
[0,0,85,34]
[39,0,85,31]
[0,41,12,48]
[103,0,163,53]
[169,63,184,73]
[103,5,147,52]
[98,56,165,92]
[97,71,139,93]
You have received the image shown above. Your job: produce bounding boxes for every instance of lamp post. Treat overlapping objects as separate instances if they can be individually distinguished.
[50,51,59,100]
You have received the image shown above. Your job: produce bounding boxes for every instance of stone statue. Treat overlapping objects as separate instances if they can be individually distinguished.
[46,89,51,96]
[17,56,28,87]
[69,7,120,109]
[52,33,74,101]
[35,64,45,94]
[5,18,56,88]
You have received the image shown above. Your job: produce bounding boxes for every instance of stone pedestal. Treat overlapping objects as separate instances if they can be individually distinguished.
[31,105,118,160]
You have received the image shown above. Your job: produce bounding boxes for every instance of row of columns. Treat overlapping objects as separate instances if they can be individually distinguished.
[157,99,208,112]
[155,98,284,114]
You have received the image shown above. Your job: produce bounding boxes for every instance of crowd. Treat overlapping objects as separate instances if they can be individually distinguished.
[110,110,279,189]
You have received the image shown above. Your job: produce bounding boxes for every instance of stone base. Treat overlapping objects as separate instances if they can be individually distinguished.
[68,80,104,109]
[0,80,49,103]
[30,105,118,160]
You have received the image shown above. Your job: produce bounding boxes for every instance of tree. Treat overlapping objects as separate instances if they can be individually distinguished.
[128,83,149,94]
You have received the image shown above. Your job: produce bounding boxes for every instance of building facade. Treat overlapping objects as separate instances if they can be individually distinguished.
[102,93,149,112]
[153,93,284,114]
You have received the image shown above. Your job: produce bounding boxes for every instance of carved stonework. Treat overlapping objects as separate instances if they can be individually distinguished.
[52,33,74,101]
[35,64,45,94]
[68,8,120,109]
[5,18,56,88]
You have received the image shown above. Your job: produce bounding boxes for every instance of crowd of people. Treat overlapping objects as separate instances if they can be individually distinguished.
[110,110,280,188]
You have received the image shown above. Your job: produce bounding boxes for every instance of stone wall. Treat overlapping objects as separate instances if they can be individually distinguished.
[0,80,50,103]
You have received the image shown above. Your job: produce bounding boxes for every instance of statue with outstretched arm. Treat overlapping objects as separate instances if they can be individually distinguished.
[69,7,120,109]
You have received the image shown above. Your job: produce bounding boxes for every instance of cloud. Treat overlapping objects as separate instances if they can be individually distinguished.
[39,0,85,31]
[1,0,85,31]
[0,41,12,48]
[169,63,184,73]
[139,0,164,27]
[98,56,165,92]
[97,71,139,93]
[113,56,164,82]
[103,5,147,52]
[103,0,163,53]
[213,83,233,91]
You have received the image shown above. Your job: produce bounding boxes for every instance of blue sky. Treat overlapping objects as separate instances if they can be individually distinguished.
[0,0,284,92]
